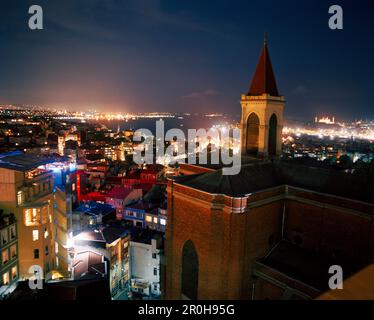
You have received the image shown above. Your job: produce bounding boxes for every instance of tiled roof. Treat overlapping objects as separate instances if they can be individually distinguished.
[106,186,133,199]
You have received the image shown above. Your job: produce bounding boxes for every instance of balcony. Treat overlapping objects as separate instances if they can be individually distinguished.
[0,211,16,230]
[25,168,52,181]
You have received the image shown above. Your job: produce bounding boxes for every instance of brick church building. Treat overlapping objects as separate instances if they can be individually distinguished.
[164,39,374,300]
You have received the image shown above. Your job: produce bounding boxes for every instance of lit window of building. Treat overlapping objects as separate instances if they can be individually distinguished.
[160,218,166,226]
[2,249,9,264]
[32,230,39,241]
[17,191,24,205]
[11,266,17,280]
[44,228,49,239]
[145,216,152,223]
[55,242,59,254]
[10,244,17,259]
[56,256,59,268]
[24,208,40,226]
[2,272,9,285]
[153,217,158,224]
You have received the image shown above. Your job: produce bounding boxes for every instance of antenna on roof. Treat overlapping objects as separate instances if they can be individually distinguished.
[264,31,268,46]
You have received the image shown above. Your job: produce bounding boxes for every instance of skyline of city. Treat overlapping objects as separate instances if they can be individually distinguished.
[1,1,374,121]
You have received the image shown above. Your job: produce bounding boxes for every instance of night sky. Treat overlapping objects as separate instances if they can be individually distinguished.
[0,0,373,121]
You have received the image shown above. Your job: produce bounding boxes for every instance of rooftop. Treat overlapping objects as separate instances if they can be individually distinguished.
[106,185,134,199]
[74,225,129,245]
[317,264,374,300]
[125,201,159,212]
[130,228,164,246]
[0,151,54,172]
[75,201,115,217]
[101,225,130,244]
[257,240,351,291]
[173,160,374,203]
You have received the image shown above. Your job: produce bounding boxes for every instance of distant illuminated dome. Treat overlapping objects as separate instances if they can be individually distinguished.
[315,116,335,124]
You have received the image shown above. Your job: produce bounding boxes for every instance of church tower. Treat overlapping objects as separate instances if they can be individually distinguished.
[241,36,285,157]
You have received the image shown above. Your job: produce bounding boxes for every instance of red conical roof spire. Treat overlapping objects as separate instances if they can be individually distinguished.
[248,35,280,96]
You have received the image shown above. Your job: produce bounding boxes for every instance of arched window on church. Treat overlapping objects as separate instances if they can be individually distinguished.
[181,240,199,300]
[268,114,278,156]
[246,113,260,154]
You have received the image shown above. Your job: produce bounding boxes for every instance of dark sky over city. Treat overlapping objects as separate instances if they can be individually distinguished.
[0,0,373,121]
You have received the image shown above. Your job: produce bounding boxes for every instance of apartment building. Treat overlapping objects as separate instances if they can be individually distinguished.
[129,230,163,297]
[0,209,19,299]
[0,151,56,279]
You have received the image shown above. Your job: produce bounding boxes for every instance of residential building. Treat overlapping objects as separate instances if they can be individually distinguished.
[0,209,18,299]
[144,207,167,232]
[105,186,142,220]
[124,202,159,228]
[72,224,131,298]
[47,160,77,278]
[0,152,56,280]
[129,230,163,297]
[73,201,116,233]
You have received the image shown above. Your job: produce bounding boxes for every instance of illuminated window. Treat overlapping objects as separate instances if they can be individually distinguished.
[145,216,152,223]
[10,244,17,259]
[44,228,49,239]
[153,217,158,223]
[160,218,166,226]
[17,191,24,205]
[2,272,9,285]
[56,256,59,268]
[32,230,39,241]
[24,208,40,226]
[55,242,59,254]
[2,249,9,264]
[72,183,76,191]
[11,266,17,280]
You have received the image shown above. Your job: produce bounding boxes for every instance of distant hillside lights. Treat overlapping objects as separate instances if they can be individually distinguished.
[133,120,241,175]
